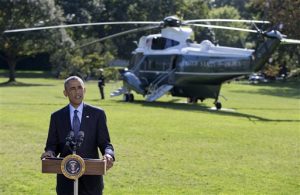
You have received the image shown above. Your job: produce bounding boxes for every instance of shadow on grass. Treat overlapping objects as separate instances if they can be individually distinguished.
[0,81,54,87]
[0,70,53,78]
[233,81,300,99]
[116,99,300,123]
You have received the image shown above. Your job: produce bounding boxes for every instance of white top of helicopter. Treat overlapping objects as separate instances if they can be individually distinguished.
[135,26,254,58]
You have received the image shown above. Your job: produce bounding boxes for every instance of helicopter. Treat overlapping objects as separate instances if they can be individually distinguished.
[4,16,300,109]
[107,16,300,109]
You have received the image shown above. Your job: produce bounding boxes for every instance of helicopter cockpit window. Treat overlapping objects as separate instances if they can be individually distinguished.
[151,37,179,50]
[129,53,143,69]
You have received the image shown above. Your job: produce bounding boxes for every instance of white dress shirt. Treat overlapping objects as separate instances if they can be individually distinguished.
[69,103,83,129]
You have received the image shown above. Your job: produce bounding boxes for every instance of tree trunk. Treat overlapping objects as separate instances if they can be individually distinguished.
[7,57,17,83]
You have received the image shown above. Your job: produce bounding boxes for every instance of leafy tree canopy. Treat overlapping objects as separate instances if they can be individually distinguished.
[0,0,69,82]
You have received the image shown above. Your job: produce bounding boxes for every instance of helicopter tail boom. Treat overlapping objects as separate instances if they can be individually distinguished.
[251,30,300,72]
[252,39,281,72]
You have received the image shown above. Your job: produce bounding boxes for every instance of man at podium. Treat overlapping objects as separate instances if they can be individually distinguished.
[41,76,115,195]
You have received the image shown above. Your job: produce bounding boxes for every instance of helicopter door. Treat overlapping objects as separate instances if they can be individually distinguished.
[139,55,176,84]
[171,55,177,69]
[168,55,177,83]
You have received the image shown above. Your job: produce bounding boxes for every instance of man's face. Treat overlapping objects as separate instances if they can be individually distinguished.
[63,79,86,108]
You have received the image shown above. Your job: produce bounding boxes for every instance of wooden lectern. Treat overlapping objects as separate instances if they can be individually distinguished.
[42,157,106,175]
[42,157,106,195]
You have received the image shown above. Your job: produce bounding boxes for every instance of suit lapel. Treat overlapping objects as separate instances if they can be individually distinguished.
[80,104,90,132]
[62,105,72,132]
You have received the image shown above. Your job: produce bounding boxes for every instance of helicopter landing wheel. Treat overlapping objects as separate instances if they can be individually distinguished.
[192,98,198,103]
[187,97,192,103]
[123,94,129,102]
[129,93,134,102]
[215,102,222,110]
[123,93,134,102]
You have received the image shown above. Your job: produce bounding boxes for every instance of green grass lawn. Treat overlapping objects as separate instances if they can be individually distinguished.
[0,72,299,195]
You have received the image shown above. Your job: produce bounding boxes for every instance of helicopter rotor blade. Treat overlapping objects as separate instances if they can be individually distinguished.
[74,25,160,49]
[190,23,258,33]
[4,21,161,33]
[184,19,270,24]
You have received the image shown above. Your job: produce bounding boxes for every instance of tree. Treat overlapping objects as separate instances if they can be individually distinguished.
[247,0,300,69]
[209,0,251,17]
[51,0,115,79]
[208,6,248,47]
[50,39,114,79]
[0,0,69,82]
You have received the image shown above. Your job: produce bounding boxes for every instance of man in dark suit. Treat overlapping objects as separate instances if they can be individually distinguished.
[41,76,115,195]
[98,69,105,100]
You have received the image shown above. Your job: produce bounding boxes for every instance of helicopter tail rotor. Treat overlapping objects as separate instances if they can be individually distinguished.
[189,21,300,45]
[261,28,300,44]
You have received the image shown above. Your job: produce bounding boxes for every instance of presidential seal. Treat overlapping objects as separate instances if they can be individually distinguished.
[61,154,85,180]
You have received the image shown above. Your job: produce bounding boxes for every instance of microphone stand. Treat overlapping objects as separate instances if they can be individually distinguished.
[71,132,84,195]
[71,140,79,195]
[73,150,79,195]
[66,132,79,195]
[65,131,84,195]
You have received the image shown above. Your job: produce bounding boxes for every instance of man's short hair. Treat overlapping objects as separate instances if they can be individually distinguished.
[64,76,84,89]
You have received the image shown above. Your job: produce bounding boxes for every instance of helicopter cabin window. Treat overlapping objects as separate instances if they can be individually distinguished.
[151,37,179,50]
[141,56,175,71]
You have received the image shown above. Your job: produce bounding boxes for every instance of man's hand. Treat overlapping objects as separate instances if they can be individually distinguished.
[104,154,114,170]
[40,151,55,160]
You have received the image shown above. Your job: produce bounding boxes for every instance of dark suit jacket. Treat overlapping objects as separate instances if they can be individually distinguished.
[45,103,114,195]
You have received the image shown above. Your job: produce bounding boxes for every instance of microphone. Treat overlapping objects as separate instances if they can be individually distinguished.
[76,131,85,148]
[65,131,75,149]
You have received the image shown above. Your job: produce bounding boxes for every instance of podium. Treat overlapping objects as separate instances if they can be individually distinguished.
[42,156,106,195]
[42,157,106,175]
